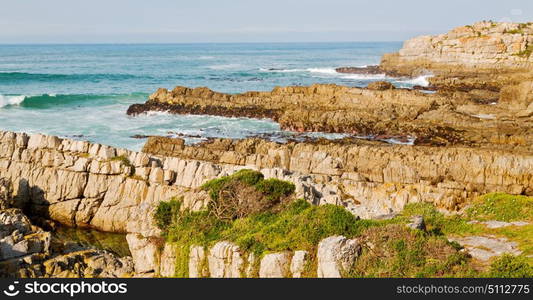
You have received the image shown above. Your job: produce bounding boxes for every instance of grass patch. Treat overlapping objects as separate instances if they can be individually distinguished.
[490,224,533,259]
[351,224,472,278]
[159,199,380,277]
[488,254,533,278]
[155,188,532,277]
[110,155,133,167]
[399,202,482,236]
[466,193,533,222]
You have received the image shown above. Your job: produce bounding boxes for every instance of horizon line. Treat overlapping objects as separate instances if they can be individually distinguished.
[0,41,404,46]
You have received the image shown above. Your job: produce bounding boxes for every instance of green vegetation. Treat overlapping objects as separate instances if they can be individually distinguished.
[505,29,524,35]
[201,169,295,220]
[110,155,132,167]
[466,193,533,222]
[489,254,533,278]
[352,225,472,278]
[154,198,182,230]
[154,175,533,278]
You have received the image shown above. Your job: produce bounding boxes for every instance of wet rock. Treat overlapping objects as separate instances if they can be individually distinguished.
[42,250,134,278]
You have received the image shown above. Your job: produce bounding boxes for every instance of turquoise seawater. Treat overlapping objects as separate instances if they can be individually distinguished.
[0,43,424,151]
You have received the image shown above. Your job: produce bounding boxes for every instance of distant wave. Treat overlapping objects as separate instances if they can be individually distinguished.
[0,72,141,83]
[207,64,242,70]
[0,93,148,109]
[259,67,338,74]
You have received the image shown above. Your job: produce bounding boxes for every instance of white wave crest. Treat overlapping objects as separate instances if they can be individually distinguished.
[306,67,338,75]
[398,75,433,87]
[207,64,242,70]
[343,74,389,80]
[0,95,26,108]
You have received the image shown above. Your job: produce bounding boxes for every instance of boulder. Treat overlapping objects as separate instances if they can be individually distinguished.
[207,241,243,278]
[290,250,308,278]
[407,215,426,231]
[188,245,207,278]
[259,252,291,278]
[317,236,360,278]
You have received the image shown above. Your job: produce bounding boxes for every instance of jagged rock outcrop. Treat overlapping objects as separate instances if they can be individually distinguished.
[153,237,359,278]
[380,21,533,105]
[0,186,134,278]
[127,83,533,149]
[381,21,533,75]
[143,136,533,218]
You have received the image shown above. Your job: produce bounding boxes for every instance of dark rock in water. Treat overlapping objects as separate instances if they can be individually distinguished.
[407,215,426,231]
[130,134,151,139]
[367,81,396,91]
[336,65,384,75]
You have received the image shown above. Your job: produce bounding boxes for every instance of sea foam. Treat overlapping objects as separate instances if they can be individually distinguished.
[0,95,25,108]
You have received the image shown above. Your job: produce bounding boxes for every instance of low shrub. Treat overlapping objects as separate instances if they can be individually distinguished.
[488,254,533,278]
[201,169,295,220]
[351,224,471,278]
[154,198,182,230]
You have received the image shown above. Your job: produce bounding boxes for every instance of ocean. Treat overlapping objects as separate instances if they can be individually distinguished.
[0,42,426,151]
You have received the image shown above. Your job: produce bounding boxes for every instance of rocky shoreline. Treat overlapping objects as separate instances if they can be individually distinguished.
[1,21,532,278]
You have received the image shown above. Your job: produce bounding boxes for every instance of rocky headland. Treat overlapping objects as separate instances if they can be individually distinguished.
[1,21,533,278]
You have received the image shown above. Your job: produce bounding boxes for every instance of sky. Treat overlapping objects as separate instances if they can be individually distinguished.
[1,0,532,43]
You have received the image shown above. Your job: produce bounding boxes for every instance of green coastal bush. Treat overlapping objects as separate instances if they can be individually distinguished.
[351,224,472,278]
[201,169,295,220]
[154,198,182,230]
[154,180,531,278]
[488,254,533,278]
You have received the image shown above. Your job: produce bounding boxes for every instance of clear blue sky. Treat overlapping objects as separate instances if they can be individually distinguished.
[1,0,532,43]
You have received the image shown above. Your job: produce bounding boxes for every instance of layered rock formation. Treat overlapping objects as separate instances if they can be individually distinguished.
[0,179,133,278]
[381,21,533,75]
[143,136,532,216]
[380,21,533,102]
[127,83,533,150]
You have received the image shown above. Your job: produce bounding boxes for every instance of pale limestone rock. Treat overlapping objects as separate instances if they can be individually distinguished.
[245,252,257,278]
[450,236,522,261]
[317,236,360,278]
[207,241,243,278]
[189,245,207,278]
[149,167,164,184]
[259,252,291,278]
[159,243,176,277]
[97,145,116,160]
[290,250,308,278]
[126,234,158,274]
[43,250,134,278]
